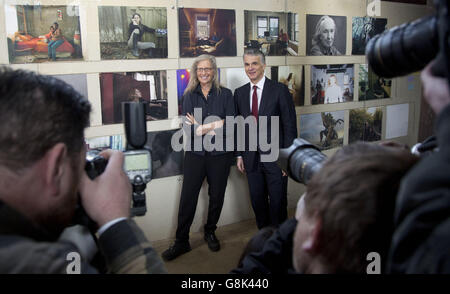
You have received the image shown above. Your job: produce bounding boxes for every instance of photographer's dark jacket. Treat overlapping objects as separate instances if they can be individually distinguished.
[387,104,450,274]
[0,201,167,274]
[182,85,235,156]
[230,218,297,274]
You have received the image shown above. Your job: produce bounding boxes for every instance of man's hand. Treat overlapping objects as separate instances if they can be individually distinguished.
[79,150,132,228]
[237,157,245,174]
[421,62,450,115]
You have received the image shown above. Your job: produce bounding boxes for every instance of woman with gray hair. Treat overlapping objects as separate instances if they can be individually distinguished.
[162,54,235,261]
[310,15,342,56]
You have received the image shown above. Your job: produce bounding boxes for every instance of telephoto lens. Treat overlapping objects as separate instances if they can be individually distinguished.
[277,138,327,185]
[366,15,438,78]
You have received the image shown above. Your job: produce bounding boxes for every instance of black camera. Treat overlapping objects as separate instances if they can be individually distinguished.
[83,102,152,219]
[366,0,449,79]
[277,138,327,185]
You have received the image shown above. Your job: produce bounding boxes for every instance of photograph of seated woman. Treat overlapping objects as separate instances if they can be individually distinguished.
[128,13,156,57]
[47,22,64,61]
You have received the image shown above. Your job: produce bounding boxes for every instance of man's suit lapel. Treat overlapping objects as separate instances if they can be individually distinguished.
[242,83,251,116]
[258,77,272,116]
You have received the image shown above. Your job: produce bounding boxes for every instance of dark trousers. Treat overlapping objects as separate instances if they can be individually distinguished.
[246,154,288,229]
[175,152,232,243]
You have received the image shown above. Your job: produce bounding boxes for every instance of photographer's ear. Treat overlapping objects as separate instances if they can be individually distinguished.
[301,214,322,253]
[43,143,68,197]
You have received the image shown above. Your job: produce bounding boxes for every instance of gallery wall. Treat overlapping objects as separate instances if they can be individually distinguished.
[0,0,433,241]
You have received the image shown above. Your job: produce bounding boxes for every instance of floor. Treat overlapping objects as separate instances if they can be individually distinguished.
[151,209,295,274]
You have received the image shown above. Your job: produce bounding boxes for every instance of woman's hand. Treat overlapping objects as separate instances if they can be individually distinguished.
[185,113,199,125]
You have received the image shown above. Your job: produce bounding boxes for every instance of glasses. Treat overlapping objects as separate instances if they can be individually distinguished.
[197,67,213,73]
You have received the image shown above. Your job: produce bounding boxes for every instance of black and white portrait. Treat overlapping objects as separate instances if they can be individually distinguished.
[306,14,346,56]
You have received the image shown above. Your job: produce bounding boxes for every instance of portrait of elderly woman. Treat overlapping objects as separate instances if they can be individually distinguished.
[307,14,346,56]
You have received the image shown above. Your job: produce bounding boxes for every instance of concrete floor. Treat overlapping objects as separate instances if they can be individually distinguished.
[152,209,295,274]
[152,217,259,274]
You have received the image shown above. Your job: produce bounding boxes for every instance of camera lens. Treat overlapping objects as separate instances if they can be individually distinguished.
[278,138,327,185]
[366,15,438,78]
[289,147,327,185]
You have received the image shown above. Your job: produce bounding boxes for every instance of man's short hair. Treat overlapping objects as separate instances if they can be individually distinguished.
[0,67,91,170]
[304,142,418,273]
[243,49,266,65]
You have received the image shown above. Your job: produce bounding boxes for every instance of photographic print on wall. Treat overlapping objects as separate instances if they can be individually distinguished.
[299,111,345,150]
[352,17,387,55]
[306,14,346,56]
[179,8,236,57]
[349,107,383,143]
[100,71,168,125]
[144,129,184,179]
[86,135,124,151]
[244,11,298,56]
[52,74,87,99]
[98,6,167,59]
[224,67,249,94]
[311,64,354,105]
[271,65,304,106]
[386,104,409,139]
[359,64,392,100]
[5,5,83,63]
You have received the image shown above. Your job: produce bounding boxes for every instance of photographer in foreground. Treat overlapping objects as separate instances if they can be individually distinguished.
[0,68,166,274]
[387,61,450,273]
[232,142,418,273]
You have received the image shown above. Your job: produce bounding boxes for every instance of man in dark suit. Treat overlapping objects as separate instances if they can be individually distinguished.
[234,49,297,229]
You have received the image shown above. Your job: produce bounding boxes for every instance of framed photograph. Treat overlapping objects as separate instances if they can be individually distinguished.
[100,71,168,125]
[271,65,304,106]
[5,5,83,63]
[352,17,387,55]
[52,74,87,99]
[179,8,236,57]
[349,107,383,143]
[299,111,345,150]
[306,14,346,56]
[359,64,392,100]
[98,6,167,59]
[224,67,249,94]
[386,104,409,139]
[244,11,298,56]
[311,64,354,105]
[86,135,124,151]
[144,129,184,179]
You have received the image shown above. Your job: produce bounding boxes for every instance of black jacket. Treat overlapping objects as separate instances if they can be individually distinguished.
[234,77,297,168]
[230,218,297,274]
[387,104,450,274]
[128,23,155,41]
[0,201,167,274]
[182,85,235,156]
